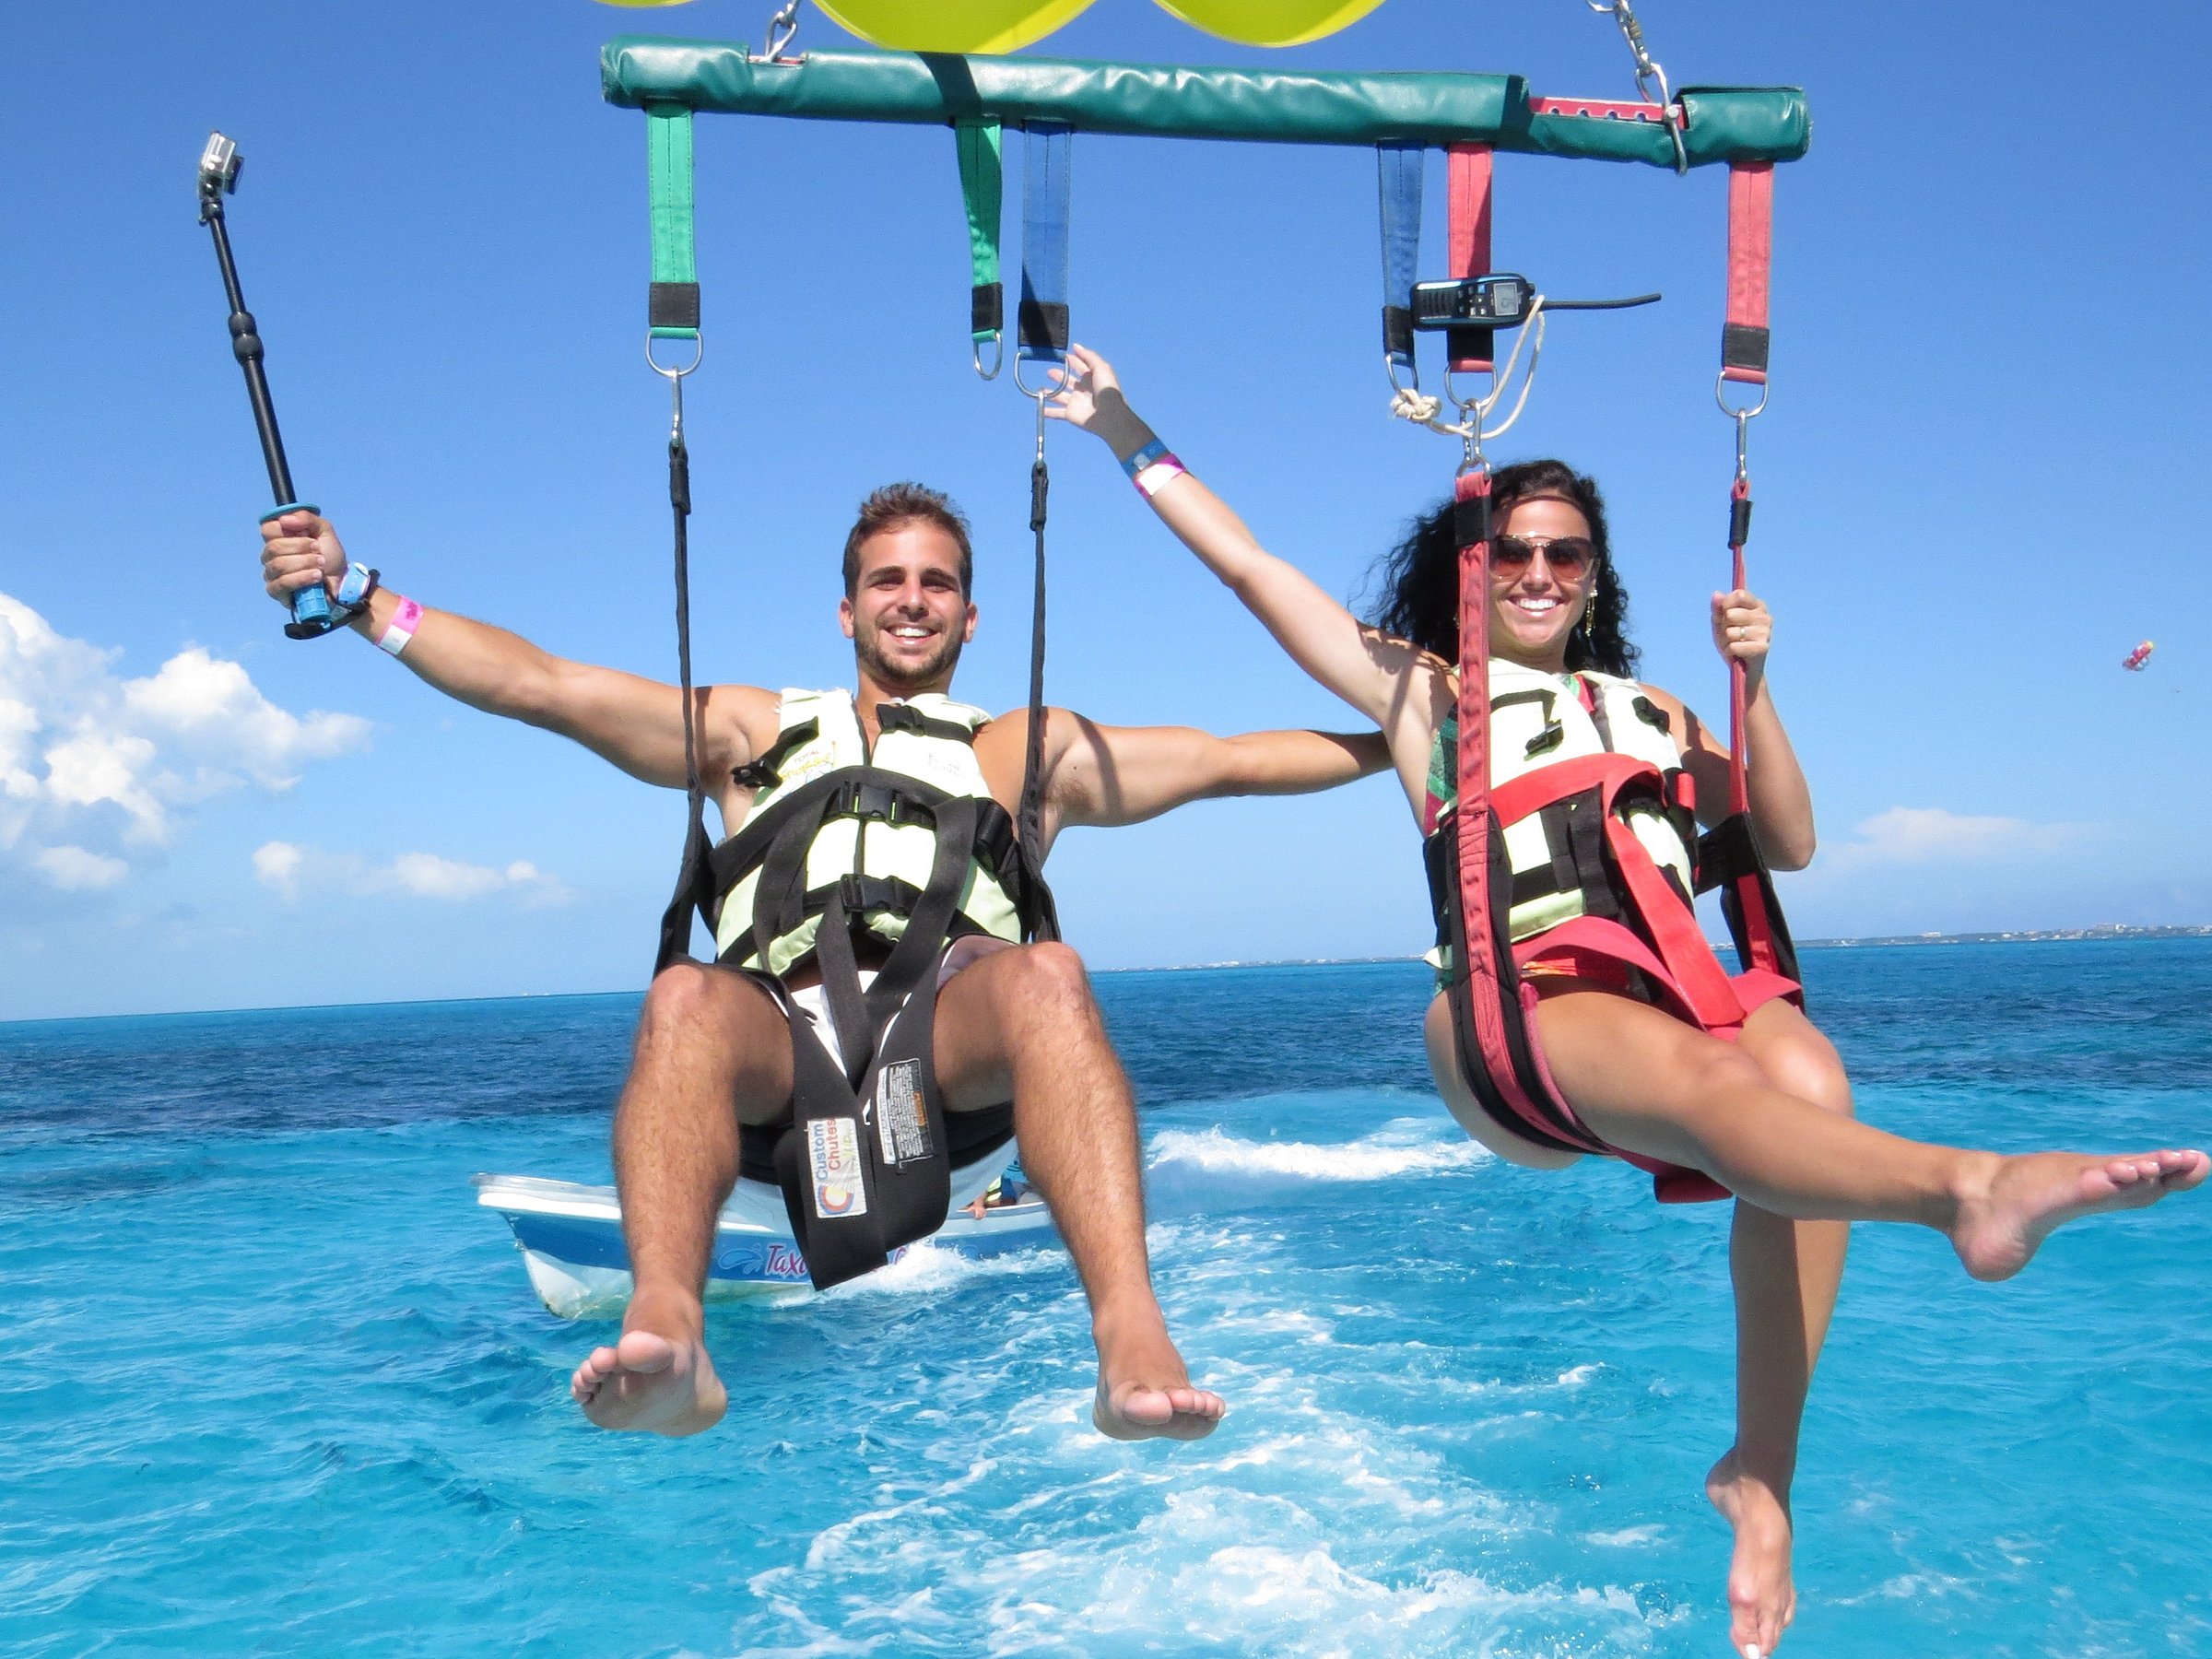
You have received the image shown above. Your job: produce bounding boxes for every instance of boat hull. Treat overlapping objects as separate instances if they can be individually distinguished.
[474,1172,1057,1318]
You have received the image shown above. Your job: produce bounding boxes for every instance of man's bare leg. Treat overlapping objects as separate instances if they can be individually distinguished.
[1704,1003,1853,1659]
[1535,988,2207,1277]
[571,962,794,1436]
[934,940,1227,1441]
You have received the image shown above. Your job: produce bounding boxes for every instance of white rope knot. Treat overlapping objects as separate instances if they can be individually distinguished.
[1383,304,1548,445]
[1388,385,1470,438]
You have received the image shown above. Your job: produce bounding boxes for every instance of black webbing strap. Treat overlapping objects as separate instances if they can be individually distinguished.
[856,797,981,1041]
[773,954,957,1289]
[1018,432,1051,896]
[731,719,819,791]
[652,402,710,974]
[877,701,978,744]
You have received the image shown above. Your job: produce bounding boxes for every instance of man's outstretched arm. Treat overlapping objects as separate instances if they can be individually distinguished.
[1050,715,1390,831]
[260,511,766,787]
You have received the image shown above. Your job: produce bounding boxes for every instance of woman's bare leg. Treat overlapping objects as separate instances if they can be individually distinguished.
[1531,987,2205,1279]
[1706,1001,1853,1658]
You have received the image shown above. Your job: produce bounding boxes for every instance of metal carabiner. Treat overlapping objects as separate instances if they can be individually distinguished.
[1445,370,1489,474]
[760,1,802,63]
[1590,0,1688,174]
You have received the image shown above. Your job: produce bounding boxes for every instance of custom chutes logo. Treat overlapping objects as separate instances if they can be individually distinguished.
[807,1117,867,1219]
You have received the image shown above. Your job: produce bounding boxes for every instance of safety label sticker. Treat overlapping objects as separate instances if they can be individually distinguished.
[876,1059,932,1166]
[807,1116,866,1219]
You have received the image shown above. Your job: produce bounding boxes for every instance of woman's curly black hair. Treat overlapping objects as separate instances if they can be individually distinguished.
[1365,458,1639,678]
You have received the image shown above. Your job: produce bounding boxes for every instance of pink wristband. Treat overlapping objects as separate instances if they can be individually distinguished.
[1132,453,1186,500]
[376,596,422,656]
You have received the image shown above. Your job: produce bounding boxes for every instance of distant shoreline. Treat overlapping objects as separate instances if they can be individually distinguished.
[1797,924,2212,949]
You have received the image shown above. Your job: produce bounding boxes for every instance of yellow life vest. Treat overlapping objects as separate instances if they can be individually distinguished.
[1430,662,1697,944]
[708,688,1036,978]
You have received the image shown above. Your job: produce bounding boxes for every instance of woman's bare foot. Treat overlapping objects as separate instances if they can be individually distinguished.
[1089,1306,1228,1441]
[1706,1449,1795,1658]
[570,1284,726,1436]
[1950,1148,2207,1282]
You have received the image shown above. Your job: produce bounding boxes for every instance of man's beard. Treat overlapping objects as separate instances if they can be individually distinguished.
[854,620,964,691]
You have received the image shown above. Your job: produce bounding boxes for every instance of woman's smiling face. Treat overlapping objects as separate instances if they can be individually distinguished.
[1487,494,1594,668]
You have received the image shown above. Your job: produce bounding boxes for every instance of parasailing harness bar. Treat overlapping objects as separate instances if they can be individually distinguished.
[603,40,1807,169]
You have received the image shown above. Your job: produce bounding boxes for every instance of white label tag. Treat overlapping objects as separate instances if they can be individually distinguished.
[875,1059,931,1166]
[807,1117,867,1220]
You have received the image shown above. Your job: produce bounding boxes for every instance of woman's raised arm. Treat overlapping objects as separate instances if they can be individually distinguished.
[1049,346,1435,738]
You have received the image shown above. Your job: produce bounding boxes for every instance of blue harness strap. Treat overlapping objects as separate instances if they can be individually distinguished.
[1017,122,1072,364]
[1377,140,1425,378]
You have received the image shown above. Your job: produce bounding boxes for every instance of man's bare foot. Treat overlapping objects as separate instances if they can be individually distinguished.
[1951,1147,2208,1282]
[570,1285,727,1436]
[1089,1308,1227,1441]
[1706,1449,1795,1658]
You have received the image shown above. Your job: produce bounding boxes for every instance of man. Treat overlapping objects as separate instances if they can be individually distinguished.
[259,482,1385,1443]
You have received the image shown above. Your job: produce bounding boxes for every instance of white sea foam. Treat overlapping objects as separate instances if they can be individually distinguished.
[1147,1124,1491,1182]
[1584,1524,1666,1548]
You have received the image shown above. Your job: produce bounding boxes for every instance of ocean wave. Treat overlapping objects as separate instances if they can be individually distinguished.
[1147,1124,1491,1182]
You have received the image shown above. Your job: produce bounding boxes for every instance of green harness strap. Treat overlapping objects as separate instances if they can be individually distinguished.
[647,103,700,340]
[954,119,1005,351]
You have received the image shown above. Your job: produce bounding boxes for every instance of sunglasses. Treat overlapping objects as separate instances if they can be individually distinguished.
[1491,535,1594,579]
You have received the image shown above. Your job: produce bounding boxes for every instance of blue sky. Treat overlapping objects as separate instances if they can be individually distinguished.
[5,0,2209,1020]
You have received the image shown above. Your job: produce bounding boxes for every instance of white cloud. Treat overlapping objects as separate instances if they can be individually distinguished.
[1827,806,2088,870]
[0,594,371,894]
[34,845,129,891]
[253,841,568,906]
[252,839,307,900]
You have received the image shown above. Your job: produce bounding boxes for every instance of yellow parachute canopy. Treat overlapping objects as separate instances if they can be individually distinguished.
[594,0,1390,51]
[814,0,1097,53]
[1156,0,1388,47]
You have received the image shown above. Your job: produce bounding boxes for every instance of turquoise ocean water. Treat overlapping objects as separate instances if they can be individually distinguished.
[4,940,2209,1657]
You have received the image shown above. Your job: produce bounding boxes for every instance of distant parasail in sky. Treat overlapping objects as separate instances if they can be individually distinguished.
[2123,641,2155,672]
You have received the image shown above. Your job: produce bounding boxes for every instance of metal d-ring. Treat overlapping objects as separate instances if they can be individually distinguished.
[1714,369,1769,423]
[972,333,1005,382]
[1011,350,1061,400]
[647,332,704,382]
[1385,354,1422,398]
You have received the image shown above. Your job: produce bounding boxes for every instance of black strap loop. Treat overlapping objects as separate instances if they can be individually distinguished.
[876,702,977,744]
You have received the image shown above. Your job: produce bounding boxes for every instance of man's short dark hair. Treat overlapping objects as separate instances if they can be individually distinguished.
[842,483,975,599]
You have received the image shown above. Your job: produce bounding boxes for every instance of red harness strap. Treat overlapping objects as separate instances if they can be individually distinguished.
[1717,161,1794,981]
[1445,143,1494,376]
[1441,740,1801,1202]
[1451,467,1563,1145]
[1722,161,1772,387]
[1437,157,1806,1206]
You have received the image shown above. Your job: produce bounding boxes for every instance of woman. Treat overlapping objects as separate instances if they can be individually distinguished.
[1048,344,2206,1659]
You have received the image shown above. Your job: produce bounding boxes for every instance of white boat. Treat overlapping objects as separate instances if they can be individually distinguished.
[474,1171,1059,1318]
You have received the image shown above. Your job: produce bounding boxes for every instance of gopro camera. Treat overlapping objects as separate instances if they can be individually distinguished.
[198,131,242,199]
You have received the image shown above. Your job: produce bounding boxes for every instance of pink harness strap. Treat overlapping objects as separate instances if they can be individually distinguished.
[1445,144,1494,375]
[1722,161,1772,386]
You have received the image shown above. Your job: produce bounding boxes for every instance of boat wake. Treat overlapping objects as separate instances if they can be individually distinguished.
[1148,1122,1490,1182]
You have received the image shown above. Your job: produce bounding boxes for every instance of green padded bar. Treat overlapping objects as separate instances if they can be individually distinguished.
[647,102,700,340]
[603,38,1809,169]
[954,119,1003,341]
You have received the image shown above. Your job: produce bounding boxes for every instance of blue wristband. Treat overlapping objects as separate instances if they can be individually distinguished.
[1120,438,1170,479]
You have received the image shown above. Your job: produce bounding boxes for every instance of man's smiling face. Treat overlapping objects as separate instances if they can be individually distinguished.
[840,521,978,693]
